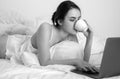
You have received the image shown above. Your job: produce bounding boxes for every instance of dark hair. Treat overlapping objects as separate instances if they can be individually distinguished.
[51,0,81,29]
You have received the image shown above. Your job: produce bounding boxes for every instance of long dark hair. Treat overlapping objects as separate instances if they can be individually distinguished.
[51,0,81,29]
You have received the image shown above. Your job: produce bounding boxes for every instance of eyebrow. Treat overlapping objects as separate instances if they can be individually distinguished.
[69,16,81,19]
[69,17,76,19]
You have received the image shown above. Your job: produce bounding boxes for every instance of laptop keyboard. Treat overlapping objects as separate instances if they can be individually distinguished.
[71,68,99,74]
[81,69,99,74]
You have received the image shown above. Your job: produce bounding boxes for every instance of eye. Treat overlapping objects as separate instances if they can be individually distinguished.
[69,18,76,22]
[70,19,75,22]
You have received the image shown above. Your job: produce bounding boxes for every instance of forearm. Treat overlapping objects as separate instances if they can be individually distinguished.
[38,55,79,66]
[47,59,80,66]
[84,32,93,62]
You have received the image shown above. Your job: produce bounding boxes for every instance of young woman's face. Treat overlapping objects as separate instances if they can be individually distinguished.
[61,8,81,35]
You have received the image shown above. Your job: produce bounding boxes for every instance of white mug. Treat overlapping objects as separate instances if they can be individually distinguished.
[74,19,88,32]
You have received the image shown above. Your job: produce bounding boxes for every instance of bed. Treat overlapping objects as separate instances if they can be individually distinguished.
[0,10,120,79]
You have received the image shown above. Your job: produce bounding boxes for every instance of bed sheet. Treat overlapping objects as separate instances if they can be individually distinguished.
[2,34,120,79]
[1,59,120,79]
[0,59,92,79]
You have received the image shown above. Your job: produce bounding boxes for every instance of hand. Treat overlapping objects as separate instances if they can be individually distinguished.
[82,19,93,38]
[76,59,98,73]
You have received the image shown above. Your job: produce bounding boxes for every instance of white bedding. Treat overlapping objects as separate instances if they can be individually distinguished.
[0,59,92,79]
[0,59,120,79]
[0,35,119,79]
[0,10,120,79]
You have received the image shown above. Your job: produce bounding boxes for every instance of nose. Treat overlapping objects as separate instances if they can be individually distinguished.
[73,20,79,30]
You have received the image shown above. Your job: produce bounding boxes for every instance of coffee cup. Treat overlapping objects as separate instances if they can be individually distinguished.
[74,19,88,32]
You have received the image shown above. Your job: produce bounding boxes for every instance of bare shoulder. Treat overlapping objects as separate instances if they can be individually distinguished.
[36,22,52,35]
[41,22,51,26]
[39,22,52,30]
[31,22,52,48]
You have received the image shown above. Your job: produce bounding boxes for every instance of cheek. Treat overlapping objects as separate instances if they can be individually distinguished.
[65,21,74,29]
[64,22,77,34]
[68,22,76,32]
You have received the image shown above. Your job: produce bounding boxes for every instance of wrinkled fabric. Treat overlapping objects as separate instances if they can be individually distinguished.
[0,59,92,79]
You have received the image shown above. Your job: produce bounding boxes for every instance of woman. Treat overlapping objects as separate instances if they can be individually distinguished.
[0,0,97,72]
[31,0,97,72]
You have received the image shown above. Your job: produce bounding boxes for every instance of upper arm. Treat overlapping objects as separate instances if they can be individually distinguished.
[36,22,52,65]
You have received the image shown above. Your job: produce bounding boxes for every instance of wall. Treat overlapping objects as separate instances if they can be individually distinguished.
[74,0,120,38]
[0,0,120,38]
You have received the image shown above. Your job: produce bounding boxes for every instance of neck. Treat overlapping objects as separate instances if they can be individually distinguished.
[56,27,69,40]
[60,30,68,40]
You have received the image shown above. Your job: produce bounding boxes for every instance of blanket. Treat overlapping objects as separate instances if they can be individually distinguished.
[0,59,92,79]
[1,59,120,79]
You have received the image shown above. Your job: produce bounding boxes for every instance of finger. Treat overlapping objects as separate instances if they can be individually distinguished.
[84,63,96,72]
[87,64,99,73]
[77,65,88,71]
[92,66,99,73]
[83,20,91,30]
[83,19,89,26]
[90,67,97,72]
[85,66,96,72]
[83,19,93,31]
[83,64,93,71]
[83,31,88,37]
[82,67,88,71]
[76,66,82,71]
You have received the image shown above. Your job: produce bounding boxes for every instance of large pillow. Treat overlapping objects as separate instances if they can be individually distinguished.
[50,33,106,67]
[50,40,84,60]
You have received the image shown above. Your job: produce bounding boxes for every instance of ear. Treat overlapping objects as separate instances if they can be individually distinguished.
[57,19,63,26]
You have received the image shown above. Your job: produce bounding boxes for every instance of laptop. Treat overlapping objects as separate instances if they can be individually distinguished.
[71,37,120,79]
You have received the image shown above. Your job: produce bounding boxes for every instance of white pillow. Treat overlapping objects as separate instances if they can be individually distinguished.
[89,36,106,67]
[6,35,26,64]
[50,34,106,67]
[6,34,40,67]
[50,40,84,60]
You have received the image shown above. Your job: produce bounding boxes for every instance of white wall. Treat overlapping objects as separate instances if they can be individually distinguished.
[0,0,120,38]
[74,0,120,38]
